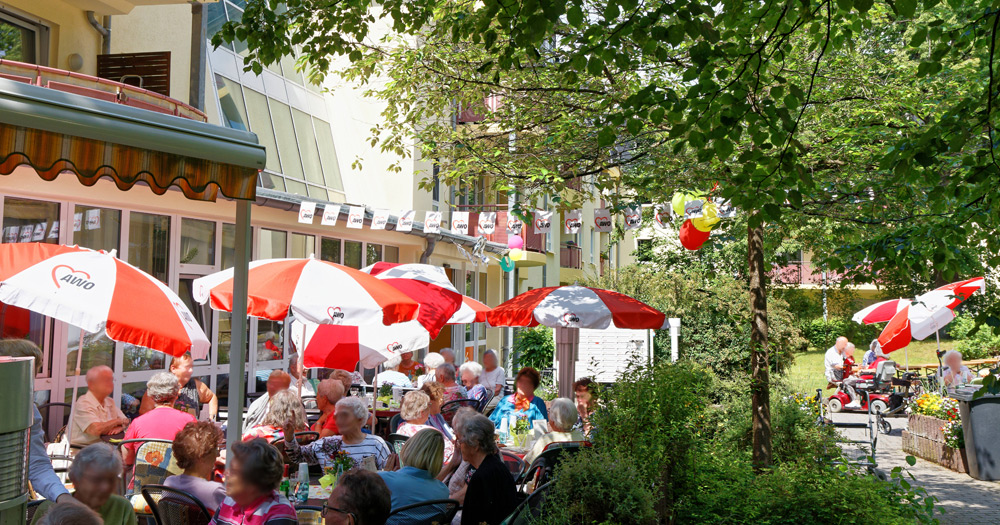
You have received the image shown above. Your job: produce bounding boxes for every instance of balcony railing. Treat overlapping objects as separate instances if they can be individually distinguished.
[456,205,545,253]
[771,260,841,286]
[0,59,206,122]
[560,244,582,269]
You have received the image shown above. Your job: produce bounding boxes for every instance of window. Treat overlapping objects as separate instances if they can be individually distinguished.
[290,233,314,258]
[128,212,171,283]
[320,237,341,263]
[344,240,363,269]
[384,245,399,263]
[215,75,249,132]
[3,197,59,244]
[284,179,308,196]
[0,10,45,65]
[74,206,120,252]
[257,319,282,362]
[258,229,287,259]
[366,243,382,266]
[222,223,235,269]
[205,2,230,51]
[313,118,344,190]
[223,1,249,56]
[292,108,324,186]
[243,88,281,173]
[181,218,216,265]
[269,100,305,181]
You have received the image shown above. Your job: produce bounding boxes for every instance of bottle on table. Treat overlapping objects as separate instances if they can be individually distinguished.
[295,462,310,504]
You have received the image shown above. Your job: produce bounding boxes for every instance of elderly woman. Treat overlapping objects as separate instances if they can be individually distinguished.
[421,381,455,440]
[212,439,297,525]
[313,378,346,438]
[243,389,307,441]
[284,396,392,469]
[123,372,196,468]
[322,470,391,525]
[479,349,507,397]
[942,349,974,388]
[459,415,517,525]
[36,499,103,525]
[419,351,446,388]
[398,390,455,462]
[489,367,548,427]
[378,428,450,515]
[376,354,414,388]
[165,421,226,513]
[436,363,468,403]
[459,361,490,410]
[438,407,477,525]
[34,443,137,525]
[398,350,424,379]
[523,398,587,465]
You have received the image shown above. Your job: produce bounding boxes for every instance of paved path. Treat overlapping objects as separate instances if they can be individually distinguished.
[835,412,1000,524]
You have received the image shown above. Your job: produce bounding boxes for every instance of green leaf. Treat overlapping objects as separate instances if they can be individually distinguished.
[598,126,617,147]
[906,455,917,466]
[715,138,734,160]
[896,0,917,17]
[567,5,584,27]
[854,0,875,12]
[909,27,927,47]
[587,56,604,76]
[627,118,643,135]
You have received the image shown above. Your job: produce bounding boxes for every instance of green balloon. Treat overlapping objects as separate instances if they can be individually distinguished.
[499,255,515,272]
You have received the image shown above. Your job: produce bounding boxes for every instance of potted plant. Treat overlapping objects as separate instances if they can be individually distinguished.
[902,392,968,472]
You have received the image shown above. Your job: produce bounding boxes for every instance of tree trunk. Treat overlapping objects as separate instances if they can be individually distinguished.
[748,220,772,469]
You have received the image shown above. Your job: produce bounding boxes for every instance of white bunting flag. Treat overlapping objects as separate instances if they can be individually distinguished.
[4,227,16,243]
[297,201,317,224]
[32,222,46,241]
[397,210,415,232]
[654,204,670,229]
[321,204,341,226]
[85,209,101,230]
[347,206,365,229]
[47,221,60,240]
[73,212,83,232]
[715,198,737,218]
[506,214,524,235]
[683,198,705,220]
[424,211,442,233]
[478,212,497,235]
[564,210,582,234]
[623,206,642,230]
[451,211,470,234]
[18,225,32,243]
[593,208,613,232]
[371,209,390,230]
[533,209,553,234]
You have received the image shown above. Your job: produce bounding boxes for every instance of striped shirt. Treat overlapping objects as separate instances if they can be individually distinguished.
[286,434,391,470]
[209,491,296,525]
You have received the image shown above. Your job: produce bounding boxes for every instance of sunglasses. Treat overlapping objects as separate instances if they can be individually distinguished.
[321,503,356,523]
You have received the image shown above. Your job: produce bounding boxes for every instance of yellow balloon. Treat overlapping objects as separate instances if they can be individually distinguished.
[691,201,720,231]
[509,248,526,261]
[671,192,688,216]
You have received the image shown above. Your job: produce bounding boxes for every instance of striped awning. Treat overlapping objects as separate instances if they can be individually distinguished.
[0,78,265,201]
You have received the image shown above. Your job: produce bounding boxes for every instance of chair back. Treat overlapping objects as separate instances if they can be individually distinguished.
[521,442,586,488]
[499,449,525,480]
[385,499,460,525]
[127,439,180,496]
[478,390,495,413]
[270,431,320,464]
[875,360,897,387]
[26,499,44,523]
[389,413,403,434]
[504,482,552,525]
[440,399,479,426]
[387,433,409,454]
[37,402,71,442]
[141,484,213,525]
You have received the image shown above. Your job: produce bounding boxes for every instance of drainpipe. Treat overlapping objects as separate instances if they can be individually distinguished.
[189,3,206,110]
[86,11,111,55]
[419,236,438,264]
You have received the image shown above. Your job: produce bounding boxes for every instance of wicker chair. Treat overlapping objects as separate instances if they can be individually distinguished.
[499,449,525,481]
[385,499,460,525]
[386,433,409,454]
[440,399,479,426]
[120,439,179,497]
[141,484,214,525]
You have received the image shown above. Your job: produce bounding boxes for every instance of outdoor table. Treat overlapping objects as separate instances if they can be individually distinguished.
[898,358,997,371]
[101,431,126,443]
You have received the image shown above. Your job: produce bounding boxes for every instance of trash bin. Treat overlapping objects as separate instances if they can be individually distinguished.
[0,357,33,524]
[951,386,1000,481]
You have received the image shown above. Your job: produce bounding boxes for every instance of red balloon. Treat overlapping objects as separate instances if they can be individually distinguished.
[680,219,711,250]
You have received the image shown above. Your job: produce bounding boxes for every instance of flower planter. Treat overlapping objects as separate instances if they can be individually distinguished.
[902,414,969,473]
[907,413,947,442]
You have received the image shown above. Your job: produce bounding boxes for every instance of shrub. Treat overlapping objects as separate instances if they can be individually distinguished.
[799,317,881,352]
[532,449,657,525]
[514,325,555,370]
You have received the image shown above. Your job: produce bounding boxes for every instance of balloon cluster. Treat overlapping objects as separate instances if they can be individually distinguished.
[672,192,725,251]
[507,234,526,261]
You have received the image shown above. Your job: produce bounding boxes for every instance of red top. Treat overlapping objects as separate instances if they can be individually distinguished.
[843,357,856,377]
[314,413,339,435]
[123,406,197,458]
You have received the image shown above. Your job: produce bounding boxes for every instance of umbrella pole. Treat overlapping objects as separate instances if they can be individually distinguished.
[226,200,252,455]
[65,333,85,445]
[936,329,942,367]
[371,369,378,433]
[297,323,305,399]
[555,327,579,398]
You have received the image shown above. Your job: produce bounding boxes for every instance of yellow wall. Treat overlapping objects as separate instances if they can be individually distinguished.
[5,0,102,72]
[111,4,193,104]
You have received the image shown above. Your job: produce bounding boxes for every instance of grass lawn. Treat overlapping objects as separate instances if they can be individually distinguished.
[782,340,951,395]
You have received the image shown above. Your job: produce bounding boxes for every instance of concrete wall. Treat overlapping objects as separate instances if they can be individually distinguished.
[111,4,193,104]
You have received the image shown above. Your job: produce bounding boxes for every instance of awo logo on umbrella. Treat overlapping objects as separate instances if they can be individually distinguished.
[51,265,96,290]
[386,342,403,352]
[561,312,581,326]
[327,306,345,323]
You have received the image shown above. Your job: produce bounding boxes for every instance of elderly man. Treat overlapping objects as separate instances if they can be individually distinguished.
[439,348,456,365]
[288,353,316,397]
[323,470,391,525]
[823,336,848,385]
[33,443,137,525]
[122,372,196,468]
[243,369,292,429]
[70,365,129,447]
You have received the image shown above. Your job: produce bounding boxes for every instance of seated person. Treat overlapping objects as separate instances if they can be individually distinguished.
[398,390,454,463]
[284,397,391,469]
[421,381,455,440]
[436,363,468,403]
[942,349,974,388]
[213,439,297,524]
[139,352,217,419]
[459,415,517,525]
[36,499,103,525]
[243,370,292,429]
[243,389,307,442]
[288,352,316,398]
[397,350,425,380]
[324,470,391,525]
[33,443,137,525]
[313,378,346,438]
[840,344,862,409]
[375,354,413,389]
[70,365,130,447]
[823,336,847,386]
[573,377,597,435]
[523,398,587,465]
[123,372,197,468]
[489,367,549,427]
[165,421,226,513]
[459,361,490,410]
[378,428,449,514]
[418,351,446,388]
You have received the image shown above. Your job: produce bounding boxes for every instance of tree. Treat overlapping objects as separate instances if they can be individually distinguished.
[220,0,1000,466]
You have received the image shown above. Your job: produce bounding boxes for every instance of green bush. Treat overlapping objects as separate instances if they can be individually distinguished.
[514,325,555,370]
[799,317,880,352]
[531,449,657,525]
[951,315,1000,360]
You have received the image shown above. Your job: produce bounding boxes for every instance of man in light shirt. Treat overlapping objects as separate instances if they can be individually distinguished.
[243,369,292,429]
[70,365,129,447]
[823,336,848,384]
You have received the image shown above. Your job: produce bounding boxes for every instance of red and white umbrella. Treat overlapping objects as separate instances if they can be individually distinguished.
[192,258,419,325]
[852,299,909,325]
[917,277,986,310]
[450,296,491,324]
[360,262,463,338]
[486,285,666,329]
[0,243,208,357]
[877,277,987,354]
[291,319,430,370]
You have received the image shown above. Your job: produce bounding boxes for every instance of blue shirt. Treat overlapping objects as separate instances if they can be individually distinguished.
[378,467,449,511]
[488,395,548,427]
[30,405,69,501]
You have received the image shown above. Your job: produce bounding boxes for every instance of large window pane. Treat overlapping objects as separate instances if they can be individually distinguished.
[344,240,362,269]
[3,197,59,244]
[121,381,147,420]
[0,18,36,63]
[284,179,307,196]
[222,223,235,269]
[290,233,314,259]
[205,2,230,50]
[269,100,305,180]
[292,109,324,185]
[384,245,399,263]
[258,229,286,259]
[128,212,171,283]
[313,118,344,190]
[257,319,283,362]
[366,243,382,266]
[73,206,120,252]
[124,344,167,372]
[223,2,249,56]
[215,74,249,131]
[307,185,329,200]
[320,238,341,264]
[244,89,281,173]
[181,218,216,265]
[66,328,114,377]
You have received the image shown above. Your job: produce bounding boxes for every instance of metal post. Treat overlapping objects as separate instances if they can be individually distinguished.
[226,199,251,453]
[822,271,828,322]
[506,268,516,363]
[668,318,681,362]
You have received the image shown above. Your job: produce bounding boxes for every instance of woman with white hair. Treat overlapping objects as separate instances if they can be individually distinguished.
[458,415,517,525]
[32,443,137,525]
[122,372,196,469]
[436,363,468,402]
[242,389,307,441]
[522,398,586,465]
[284,396,392,469]
[479,349,506,397]
[459,361,490,410]
[398,390,454,462]
[419,351,446,387]
[376,353,414,388]
[942,349,974,388]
